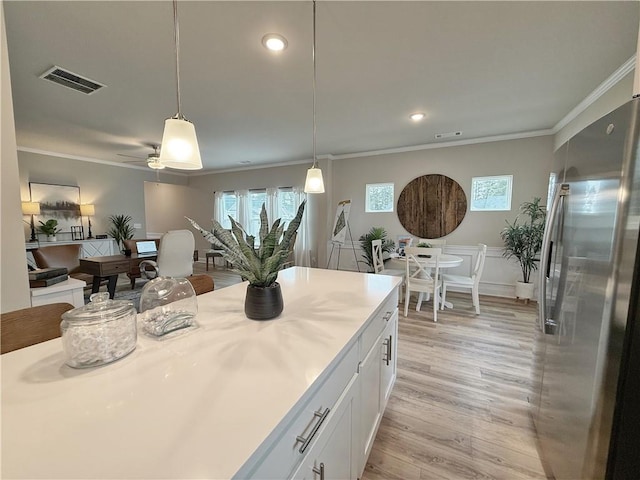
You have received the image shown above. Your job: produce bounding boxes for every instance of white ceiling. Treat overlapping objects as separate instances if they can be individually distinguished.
[4,1,639,173]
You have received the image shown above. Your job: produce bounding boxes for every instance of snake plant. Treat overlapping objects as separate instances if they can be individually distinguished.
[187,201,305,287]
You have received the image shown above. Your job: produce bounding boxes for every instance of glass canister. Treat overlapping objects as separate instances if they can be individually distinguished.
[60,292,137,368]
[139,277,198,338]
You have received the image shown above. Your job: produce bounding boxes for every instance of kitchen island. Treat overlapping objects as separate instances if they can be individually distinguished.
[2,267,400,479]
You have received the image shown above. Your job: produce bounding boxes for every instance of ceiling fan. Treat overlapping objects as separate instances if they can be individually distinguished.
[117,144,165,170]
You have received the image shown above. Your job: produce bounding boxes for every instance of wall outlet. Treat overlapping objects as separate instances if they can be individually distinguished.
[133,223,142,229]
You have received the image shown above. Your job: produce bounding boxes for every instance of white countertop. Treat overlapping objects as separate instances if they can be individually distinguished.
[2,267,400,479]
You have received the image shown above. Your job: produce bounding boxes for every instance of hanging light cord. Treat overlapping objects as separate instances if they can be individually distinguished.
[312,0,317,168]
[173,0,183,119]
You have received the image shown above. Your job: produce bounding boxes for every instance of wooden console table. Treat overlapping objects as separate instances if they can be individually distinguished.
[79,254,156,299]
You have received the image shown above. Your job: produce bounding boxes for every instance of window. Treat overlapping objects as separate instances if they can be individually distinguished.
[470,175,513,211]
[277,188,296,224]
[365,183,394,213]
[248,190,267,238]
[220,192,237,229]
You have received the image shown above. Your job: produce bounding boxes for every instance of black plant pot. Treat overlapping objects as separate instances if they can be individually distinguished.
[123,249,132,257]
[245,282,283,320]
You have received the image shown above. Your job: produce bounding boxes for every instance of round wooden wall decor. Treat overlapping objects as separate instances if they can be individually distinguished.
[397,174,467,238]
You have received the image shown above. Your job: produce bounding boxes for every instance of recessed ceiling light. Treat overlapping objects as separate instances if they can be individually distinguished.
[262,34,288,52]
[409,112,426,121]
[239,160,252,164]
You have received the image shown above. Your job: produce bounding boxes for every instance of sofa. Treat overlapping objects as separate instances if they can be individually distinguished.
[32,244,96,286]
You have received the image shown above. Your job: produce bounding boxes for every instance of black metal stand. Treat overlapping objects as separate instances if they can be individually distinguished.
[87,218,94,239]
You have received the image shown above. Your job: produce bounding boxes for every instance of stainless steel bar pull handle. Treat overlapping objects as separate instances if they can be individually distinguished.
[296,408,330,453]
[312,462,325,479]
[383,335,392,365]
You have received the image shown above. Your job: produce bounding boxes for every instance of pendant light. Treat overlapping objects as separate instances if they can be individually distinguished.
[159,0,202,170]
[304,0,325,194]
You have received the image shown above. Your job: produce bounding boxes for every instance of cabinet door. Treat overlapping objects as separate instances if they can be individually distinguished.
[292,374,358,480]
[358,332,384,467]
[381,310,398,407]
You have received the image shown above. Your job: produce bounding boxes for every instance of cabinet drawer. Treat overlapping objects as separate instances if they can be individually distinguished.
[241,342,359,480]
[360,294,397,360]
[100,261,130,275]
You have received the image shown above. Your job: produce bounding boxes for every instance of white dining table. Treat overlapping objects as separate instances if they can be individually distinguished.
[388,253,464,309]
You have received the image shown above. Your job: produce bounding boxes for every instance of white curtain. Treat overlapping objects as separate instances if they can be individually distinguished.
[236,190,250,231]
[293,187,311,267]
[216,187,311,267]
[265,187,279,226]
[213,191,225,225]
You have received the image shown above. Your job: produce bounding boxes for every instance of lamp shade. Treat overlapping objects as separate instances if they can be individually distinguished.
[80,204,95,216]
[304,166,325,193]
[21,201,40,215]
[158,117,203,170]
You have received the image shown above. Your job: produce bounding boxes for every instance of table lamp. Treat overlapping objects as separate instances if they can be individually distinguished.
[22,201,40,242]
[80,204,95,239]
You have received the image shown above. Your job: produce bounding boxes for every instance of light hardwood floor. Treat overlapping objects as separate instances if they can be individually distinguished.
[362,292,548,480]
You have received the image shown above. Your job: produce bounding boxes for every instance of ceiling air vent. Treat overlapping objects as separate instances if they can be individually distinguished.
[39,66,105,95]
[435,131,463,140]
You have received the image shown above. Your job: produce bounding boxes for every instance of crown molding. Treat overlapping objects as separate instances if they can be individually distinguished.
[553,55,635,133]
[327,129,554,161]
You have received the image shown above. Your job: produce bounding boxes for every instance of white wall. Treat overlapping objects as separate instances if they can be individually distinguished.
[329,135,554,249]
[1,5,30,312]
[143,181,211,251]
[18,151,188,242]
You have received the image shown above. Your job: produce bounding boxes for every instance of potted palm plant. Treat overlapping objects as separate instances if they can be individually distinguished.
[38,219,62,241]
[500,197,546,300]
[187,201,305,320]
[107,214,135,254]
[358,227,395,272]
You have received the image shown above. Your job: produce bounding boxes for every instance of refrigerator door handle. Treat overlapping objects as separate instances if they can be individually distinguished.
[538,183,570,333]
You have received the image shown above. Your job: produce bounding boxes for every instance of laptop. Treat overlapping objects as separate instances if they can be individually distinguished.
[136,240,157,257]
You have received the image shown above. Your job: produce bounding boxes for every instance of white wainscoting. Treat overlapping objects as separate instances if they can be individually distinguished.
[326,241,536,299]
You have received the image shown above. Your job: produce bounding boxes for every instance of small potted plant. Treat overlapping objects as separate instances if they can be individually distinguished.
[187,201,305,320]
[107,214,135,255]
[358,227,395,272]
[38,219,62,242]
[500,197,546,301]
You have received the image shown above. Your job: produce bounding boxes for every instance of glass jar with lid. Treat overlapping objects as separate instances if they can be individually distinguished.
[61,292,137,368]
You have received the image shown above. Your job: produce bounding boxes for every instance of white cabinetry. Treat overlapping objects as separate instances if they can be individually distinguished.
[357,306,398,476]
[291,374,359,479]
[235,287,399,480]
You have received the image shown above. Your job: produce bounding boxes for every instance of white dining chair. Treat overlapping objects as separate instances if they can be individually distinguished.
[441,243,487,314]
[372,239,405,298]
[404,247,442,321]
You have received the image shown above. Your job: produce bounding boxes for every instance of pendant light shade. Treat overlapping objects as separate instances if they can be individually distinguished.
[160,0,202,171]
[159,116,202,169]
[304,0,325,194]
[304,166,325,193]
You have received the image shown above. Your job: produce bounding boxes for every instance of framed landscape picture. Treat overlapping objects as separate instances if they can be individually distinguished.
[29,183,81,233]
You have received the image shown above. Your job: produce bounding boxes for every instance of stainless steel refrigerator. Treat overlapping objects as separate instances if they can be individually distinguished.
[532,97,640,479]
